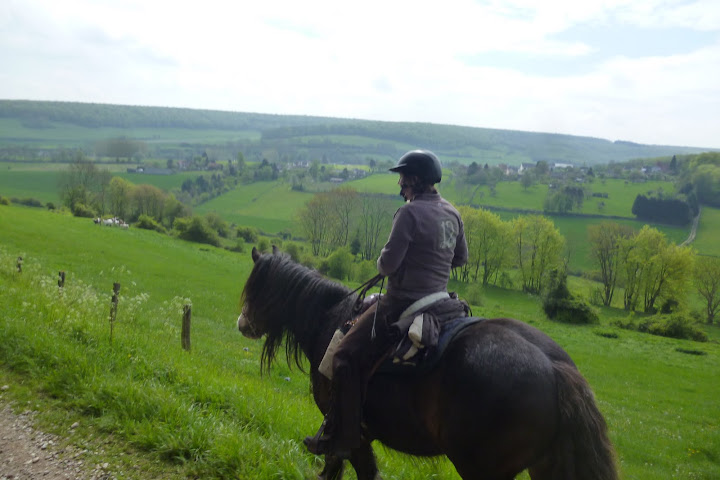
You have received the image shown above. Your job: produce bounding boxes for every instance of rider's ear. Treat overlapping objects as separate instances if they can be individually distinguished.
[252,247,261,263]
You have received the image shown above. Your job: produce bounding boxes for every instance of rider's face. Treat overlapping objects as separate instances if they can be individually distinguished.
[398,173,415,201]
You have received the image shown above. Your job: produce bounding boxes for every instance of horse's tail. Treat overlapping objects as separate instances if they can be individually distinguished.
[551,360,619,480]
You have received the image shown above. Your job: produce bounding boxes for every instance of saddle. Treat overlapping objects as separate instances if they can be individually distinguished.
[319,292,480,379]
[387,292,477,369]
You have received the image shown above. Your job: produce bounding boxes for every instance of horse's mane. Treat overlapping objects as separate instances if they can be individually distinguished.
[241,252,354,372]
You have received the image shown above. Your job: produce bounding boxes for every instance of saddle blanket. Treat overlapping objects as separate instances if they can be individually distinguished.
[378,316,486,375]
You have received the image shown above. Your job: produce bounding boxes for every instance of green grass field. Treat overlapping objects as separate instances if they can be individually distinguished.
[693,206,720,257]
[0,166,63,203]
[194,181,314,233]
[0,162,206,205]
[1,204,719,479]
[348,175,676,219]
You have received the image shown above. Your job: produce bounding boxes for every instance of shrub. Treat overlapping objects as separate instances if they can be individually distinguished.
[543,270,599,324]
[17,197,44,208]
[465,283,485,307]
[352,260,378,283]
[326,248,354,280]
[136,214,166,233]
[0,196,10,206]
[226,241,245,253]
[284,242,302,263]
[614,312,708,342]
[300,254,318,270]
[548,298,599,324]
[46,202,56,210]
[173,216,220,247]
[204,212,230,238]
[648,313,708,342]
[71,203,96,218]
[236,226,259,243]
[498,271,514,289]
[256,237,270,253]
[588,287,604,306]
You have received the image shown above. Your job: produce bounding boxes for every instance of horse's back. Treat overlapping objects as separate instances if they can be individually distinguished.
[365,317,564,468]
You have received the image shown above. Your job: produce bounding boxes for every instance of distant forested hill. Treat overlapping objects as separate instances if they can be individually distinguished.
[0,99,712,166]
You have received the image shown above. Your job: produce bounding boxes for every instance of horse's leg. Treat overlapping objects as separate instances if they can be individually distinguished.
[318,455,345,480]
[348,442,381,480]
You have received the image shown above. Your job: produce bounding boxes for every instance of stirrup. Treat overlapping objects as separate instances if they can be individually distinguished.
[303,418,350,458]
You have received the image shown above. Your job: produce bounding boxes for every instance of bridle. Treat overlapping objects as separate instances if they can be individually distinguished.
[238,304,263,338]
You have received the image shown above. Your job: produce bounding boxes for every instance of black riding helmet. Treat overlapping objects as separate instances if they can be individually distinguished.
[389,150,442,184]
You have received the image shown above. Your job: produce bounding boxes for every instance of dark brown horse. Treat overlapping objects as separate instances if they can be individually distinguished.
[237,248,618,480]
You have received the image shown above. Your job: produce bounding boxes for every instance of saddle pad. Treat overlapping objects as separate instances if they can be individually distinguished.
[377,316,486,375]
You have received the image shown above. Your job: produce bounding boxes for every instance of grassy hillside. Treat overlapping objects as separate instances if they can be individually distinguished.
[193,181,315,234]
[0,161,205,205]
[2,100,713,166]
[693,206,720,257]
[1,204,719,479]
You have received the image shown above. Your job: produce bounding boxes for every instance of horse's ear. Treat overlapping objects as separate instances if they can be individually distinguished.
[251,246,261,263]
[272,245,279,255]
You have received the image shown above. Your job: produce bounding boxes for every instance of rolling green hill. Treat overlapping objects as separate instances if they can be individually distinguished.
[1,99,713,167]
[1,204,718,479]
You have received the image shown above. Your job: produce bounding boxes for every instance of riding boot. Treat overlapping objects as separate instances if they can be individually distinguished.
[304,395,354,458]
[304,364,362,458]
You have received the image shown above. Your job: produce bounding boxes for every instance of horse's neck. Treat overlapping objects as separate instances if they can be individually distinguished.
[292,302,346,370]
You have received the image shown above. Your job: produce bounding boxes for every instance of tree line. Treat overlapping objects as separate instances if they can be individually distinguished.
[449,207,718,323]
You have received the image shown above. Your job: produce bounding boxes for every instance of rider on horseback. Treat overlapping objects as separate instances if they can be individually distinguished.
[304,149,468,457]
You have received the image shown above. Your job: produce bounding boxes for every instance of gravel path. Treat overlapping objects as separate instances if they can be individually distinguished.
[0,389,115,480]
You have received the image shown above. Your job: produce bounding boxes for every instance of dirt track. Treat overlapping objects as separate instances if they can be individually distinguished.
[0,389,114,480]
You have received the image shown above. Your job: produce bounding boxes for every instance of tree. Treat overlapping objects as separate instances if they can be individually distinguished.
[327,187,359,249]
[58,158,110,212]
[297,194,333,256]
[162,194,190,228]
[108,177,135,219]
[588,222,634,306]
[358,194,395,260]
[544,185,585,214]
[132,184,166,221]
[695,256,720,324]
[512,215,564,294]
[520,171,535,191]
[620,225,693,312]
[535,161,549,177]
[639,242,694,313]
[692,164,720,206]
[309,160,320,181]
[458,207,512,285]
[236,152,246,173]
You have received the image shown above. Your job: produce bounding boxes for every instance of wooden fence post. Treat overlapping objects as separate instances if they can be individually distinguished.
[109,282,121,344]
[16,256,22,273]
[181,305,191,352]
[58,271,65,289]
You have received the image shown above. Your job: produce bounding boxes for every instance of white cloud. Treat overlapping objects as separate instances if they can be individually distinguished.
[1,0,719,148]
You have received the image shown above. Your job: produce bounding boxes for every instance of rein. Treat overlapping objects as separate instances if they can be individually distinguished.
[346,273,385,315]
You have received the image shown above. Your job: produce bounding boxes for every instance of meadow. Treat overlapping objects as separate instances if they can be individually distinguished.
[349,174,677,219]
[193,181,315,234]
[693,206,720,257]
[0,161,205,205]
[1,204,719,479]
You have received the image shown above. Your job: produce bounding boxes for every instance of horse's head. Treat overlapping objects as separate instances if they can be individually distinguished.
[237,246,273,339]
[236,245,353,372]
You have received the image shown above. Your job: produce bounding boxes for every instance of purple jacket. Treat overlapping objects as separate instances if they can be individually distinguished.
[377,192,468,302]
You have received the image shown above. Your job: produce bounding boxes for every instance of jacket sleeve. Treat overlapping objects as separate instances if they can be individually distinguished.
[452,218,468,268]
[377,207,414,276]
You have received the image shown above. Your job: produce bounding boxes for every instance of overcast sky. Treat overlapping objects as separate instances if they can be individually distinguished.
[2,0,719,148]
